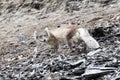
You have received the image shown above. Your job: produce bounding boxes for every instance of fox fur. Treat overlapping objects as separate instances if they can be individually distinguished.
[44,26,100,53]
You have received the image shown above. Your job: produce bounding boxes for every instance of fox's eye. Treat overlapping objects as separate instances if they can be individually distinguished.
[43,34,48,38]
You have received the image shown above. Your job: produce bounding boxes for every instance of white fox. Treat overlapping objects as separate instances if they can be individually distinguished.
[44,26,100,53]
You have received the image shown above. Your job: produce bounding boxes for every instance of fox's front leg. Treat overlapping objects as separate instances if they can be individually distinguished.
[53,44,59,53]
[49,44,58,55]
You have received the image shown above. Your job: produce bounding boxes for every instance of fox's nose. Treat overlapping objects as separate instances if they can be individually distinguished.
[40,38,46,42]
[42,37,48,42]
[43,39,46,42]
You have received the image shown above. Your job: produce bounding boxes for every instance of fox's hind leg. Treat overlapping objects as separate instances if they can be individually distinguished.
[82,41,88,53]
[53,43,59,53]
[66,32,74,51]
[66,39,73,53]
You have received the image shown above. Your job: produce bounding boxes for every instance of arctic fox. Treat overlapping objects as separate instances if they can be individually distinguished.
[44,26,100,53]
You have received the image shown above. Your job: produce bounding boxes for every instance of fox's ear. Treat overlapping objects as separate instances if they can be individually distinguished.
[44,27,50,37]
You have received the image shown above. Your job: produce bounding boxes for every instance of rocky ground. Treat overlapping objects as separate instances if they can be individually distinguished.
[0,0,120,80]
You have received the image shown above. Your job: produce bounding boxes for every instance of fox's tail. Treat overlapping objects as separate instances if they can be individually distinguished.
[78,28,100,49]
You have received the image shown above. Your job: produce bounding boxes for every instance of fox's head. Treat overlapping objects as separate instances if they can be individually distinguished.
[43,27,58,45]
